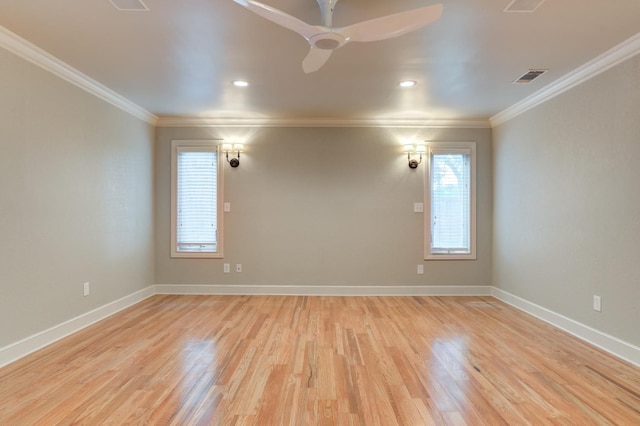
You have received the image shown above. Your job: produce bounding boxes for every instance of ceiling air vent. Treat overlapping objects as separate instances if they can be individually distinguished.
[514,69,547,83]
[109,0,149,12]
[504,0,546,13]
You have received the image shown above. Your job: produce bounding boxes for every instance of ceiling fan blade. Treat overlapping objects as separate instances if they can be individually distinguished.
[233,0,318,40]
[302,47,333,73]
[339,4,443,42]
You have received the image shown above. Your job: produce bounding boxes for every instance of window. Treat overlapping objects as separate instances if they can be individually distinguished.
[425,142,476,260]
[171,140,223,258]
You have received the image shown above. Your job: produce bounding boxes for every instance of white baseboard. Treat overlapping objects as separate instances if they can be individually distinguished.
[3,284,637,370]
[154,284,492,297]
[0,286,155,369]
[491,287,640,367]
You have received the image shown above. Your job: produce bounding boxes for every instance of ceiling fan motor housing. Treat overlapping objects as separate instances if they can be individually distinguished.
[310,32,347,50]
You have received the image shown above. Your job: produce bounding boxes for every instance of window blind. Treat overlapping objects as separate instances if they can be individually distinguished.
[176,149,218,252]
[430,150,471,254]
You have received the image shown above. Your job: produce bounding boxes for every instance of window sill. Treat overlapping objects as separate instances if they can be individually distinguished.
[171,252,224,259]
[425,253,477,260]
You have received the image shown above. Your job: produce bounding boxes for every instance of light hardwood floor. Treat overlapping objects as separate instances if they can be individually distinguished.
[0,295,639,424]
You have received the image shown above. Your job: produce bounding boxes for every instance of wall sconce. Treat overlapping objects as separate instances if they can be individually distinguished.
[222,143,244,168]
[404,144,426,168]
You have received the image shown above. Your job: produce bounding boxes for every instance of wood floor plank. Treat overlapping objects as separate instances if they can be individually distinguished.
[1,295,639,424]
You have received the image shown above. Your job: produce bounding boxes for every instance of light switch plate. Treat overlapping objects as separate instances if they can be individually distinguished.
[593,295,601,312]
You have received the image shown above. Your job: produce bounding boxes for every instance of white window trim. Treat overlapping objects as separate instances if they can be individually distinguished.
[171,139,224,258]
[424,141,477,260]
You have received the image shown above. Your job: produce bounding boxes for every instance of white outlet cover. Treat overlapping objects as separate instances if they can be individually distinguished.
[223,263,230,273]
[236,264,242,273]
[417,265,424,275]
[224,202,231,212]
[414,203,424,213]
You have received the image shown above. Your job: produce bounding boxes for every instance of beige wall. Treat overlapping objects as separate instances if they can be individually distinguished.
[0,48,155,347]
[155,126,492,287]
[493,55,640,345]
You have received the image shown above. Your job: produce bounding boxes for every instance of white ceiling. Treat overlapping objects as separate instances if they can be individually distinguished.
[1,0,639,125]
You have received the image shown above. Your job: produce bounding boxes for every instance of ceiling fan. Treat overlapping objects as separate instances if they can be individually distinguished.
[233,0,443,73]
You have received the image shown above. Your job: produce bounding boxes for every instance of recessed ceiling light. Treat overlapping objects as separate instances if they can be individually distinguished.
[232,80,249,87]
[398,80,417,88]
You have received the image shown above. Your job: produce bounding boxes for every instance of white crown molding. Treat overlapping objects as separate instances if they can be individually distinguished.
[0,286,155,369]
[491,32,640,127]
[156,116,491,129]
[0,26,157,125]
[492,287,640,367]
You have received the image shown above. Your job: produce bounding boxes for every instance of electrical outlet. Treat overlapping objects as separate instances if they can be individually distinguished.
[236,264,242,273]
[223,263,230,273]
[83,282,90,297]
[224,202,231,212]
[417,265,424,275]
[593,295,601,312]
[414,203,424,213]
